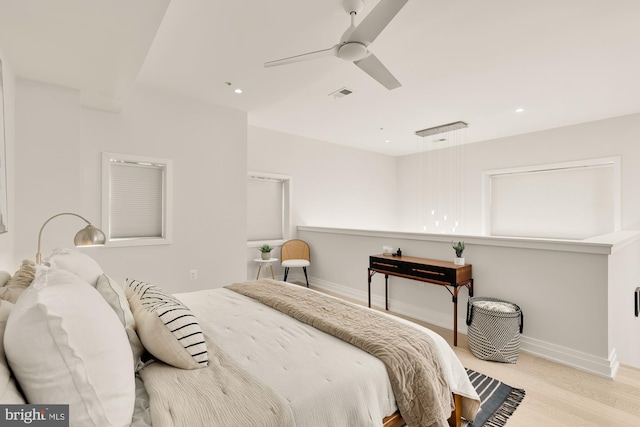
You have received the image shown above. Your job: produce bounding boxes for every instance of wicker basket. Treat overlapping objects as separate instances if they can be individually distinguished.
[466,297,523,364]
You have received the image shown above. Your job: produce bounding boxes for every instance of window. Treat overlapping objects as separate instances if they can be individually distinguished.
[483,157,620,239]
[247,171,291,246]
[102,153,172,246]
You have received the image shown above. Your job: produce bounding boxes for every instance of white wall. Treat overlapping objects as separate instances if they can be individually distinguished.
[249,114,640,374]
[298,227,620,377]
[14,79,248,293]
[246,126,397,280]
[397,113,640,234]
[0,48,15,272]
[6,41,639,373]
[394,114,640,369]
[608,238,640,368]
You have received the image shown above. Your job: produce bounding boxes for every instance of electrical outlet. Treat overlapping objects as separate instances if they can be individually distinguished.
[189,270,198,280]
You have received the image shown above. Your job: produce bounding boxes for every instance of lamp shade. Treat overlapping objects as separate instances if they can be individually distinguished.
[74,225,106,247]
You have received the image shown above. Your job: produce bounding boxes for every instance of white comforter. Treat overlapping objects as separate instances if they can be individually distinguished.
[134,284,479,426]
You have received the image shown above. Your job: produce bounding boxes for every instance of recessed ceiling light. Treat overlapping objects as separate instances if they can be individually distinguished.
[225,81,243,94]
[384,139,390,143]
[515,107,525,113]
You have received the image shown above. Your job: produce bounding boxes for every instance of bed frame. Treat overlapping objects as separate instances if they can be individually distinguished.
[382,394,463,427]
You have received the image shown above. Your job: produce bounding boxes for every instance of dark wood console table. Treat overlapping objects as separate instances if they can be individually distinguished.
[368,254,473,346]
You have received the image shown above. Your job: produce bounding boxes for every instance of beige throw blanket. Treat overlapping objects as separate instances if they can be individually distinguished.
[226,279,457,427]
[139,336,294,427]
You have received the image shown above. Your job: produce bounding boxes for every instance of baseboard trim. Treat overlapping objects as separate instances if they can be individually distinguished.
[309,276,619,379]
[520,336,619,379]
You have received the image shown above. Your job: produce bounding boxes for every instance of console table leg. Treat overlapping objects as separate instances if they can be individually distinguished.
[385,274,389,311]
[368,269,372,308]
[453,286,460,346]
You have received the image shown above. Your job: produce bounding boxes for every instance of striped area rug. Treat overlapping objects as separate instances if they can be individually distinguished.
[464,369,526,427]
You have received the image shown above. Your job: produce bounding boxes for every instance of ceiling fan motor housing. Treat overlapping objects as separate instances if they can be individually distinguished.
[338,42,369,61]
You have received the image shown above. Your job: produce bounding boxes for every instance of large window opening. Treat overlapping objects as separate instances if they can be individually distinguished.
[483,157,620,240]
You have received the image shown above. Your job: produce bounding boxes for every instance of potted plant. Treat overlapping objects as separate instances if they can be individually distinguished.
[259,244,273,260]
[451,241,465,265]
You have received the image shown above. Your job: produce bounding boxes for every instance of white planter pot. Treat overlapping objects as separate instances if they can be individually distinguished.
[261,252,271,260]
[454,257,465,265]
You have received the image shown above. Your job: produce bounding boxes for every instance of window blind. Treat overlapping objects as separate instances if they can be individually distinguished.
[247,177,283,241]
[110,161,164,239]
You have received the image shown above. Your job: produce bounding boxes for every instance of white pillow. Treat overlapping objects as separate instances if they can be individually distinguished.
[125,278,208,370]
[4,267,135,426]
[0,300,26,404]
[95,274,145,371]
[45,247,103,285]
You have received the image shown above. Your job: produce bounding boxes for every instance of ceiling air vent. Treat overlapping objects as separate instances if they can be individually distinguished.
[329,87,353,99]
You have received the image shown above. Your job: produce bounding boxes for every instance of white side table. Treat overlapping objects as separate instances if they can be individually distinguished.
[254,258,279,280]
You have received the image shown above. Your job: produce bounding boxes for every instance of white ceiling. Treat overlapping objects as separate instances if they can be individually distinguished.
[1,0,639,156]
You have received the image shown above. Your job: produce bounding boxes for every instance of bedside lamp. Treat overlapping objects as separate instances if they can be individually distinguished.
[36,212,106,265]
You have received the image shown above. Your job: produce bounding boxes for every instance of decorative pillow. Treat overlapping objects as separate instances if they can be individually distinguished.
[125,278,208,370]
[6,259,36,287]
[45,247,103,286]
[0,271,10,287]
[4,267,135,426]
[95,274,145,371]
[0,259,36,303]
[0,300,26,404]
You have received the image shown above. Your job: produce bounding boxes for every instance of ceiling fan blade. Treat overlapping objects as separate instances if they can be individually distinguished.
[354,53,401,90]
[264,45,339,68]
[348,0,409,45]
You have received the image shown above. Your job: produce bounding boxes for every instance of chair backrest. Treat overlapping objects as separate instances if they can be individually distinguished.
[281,239,310,262]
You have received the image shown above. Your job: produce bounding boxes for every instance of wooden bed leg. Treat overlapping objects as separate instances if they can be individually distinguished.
[382,412,405,427]
[448,393,462,427]
[386,392,461,427]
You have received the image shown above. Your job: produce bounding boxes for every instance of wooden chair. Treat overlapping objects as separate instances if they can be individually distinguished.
[281,239,310,287]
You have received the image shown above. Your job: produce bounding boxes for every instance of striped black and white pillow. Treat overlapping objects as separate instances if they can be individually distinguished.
[124,278,208,370]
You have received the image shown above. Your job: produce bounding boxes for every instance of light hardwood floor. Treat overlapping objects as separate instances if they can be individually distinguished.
[311,285,640,426]
[417,320,640,427]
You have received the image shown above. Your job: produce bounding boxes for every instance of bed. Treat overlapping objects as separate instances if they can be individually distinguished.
[0,249,480,427]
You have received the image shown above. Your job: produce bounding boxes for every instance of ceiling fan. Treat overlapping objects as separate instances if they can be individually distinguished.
[264,0,409,90]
